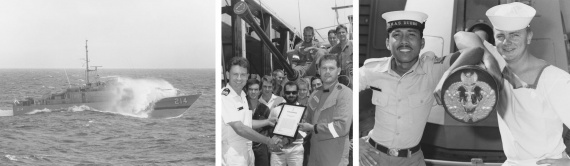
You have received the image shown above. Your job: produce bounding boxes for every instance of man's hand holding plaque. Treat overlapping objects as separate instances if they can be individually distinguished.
[273,104,306,138]
[266,117,277,127]
[297,122,313,132]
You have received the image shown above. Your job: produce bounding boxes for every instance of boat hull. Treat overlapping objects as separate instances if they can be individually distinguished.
[148,94,201,118]
[12,94,201,118]
[12,102,111,116]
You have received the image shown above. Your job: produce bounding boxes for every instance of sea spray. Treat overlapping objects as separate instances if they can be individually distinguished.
[106,77,178,117]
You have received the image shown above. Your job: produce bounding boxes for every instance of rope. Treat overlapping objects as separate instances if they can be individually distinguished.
[297,0,302,30]
[335,0,340,25]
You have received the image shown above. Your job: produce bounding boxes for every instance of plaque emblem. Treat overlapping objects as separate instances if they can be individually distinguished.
[442,66,498,123]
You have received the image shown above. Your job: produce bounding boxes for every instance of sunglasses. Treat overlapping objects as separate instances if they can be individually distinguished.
[284,91,298,95]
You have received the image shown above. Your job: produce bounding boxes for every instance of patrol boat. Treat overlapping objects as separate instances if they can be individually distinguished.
[10,40,201,118]
[360,0,570,165]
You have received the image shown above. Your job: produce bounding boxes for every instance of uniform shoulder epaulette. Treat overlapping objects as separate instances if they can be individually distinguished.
[419,51,445,64]
[363,57,389,66]
[222,88,230,96]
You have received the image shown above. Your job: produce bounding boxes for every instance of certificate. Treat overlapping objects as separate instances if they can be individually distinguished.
[273,104,306,138]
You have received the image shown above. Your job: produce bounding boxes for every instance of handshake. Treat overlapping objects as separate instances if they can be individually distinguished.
[267,136,285,153]
[263,117,284,152]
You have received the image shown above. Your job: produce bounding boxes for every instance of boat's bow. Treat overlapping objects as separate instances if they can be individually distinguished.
[147,93,201,119]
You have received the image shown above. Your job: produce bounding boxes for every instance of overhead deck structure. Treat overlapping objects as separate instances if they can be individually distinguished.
[222,0,302,78]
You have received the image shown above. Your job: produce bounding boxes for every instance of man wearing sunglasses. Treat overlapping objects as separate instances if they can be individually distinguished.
[268,81,305,166]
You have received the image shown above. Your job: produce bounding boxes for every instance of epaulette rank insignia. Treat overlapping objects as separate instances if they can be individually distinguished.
[222,88,230,96]
[434,56,446,64]
[370,86,382,92]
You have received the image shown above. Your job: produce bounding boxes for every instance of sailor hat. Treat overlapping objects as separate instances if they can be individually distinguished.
[486,2,536,31]
[382,11,428,33]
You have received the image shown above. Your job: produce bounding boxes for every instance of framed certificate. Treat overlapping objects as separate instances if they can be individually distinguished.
[273,104,307,138]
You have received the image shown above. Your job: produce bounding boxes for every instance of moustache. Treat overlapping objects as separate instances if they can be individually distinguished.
[397,45,412,50]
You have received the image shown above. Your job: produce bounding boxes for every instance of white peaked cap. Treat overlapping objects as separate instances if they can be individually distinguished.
[382,11,428,23]
[486,2,536,31]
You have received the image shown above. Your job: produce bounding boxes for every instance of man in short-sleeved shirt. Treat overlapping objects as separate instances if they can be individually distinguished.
[268,81,305,166]
[359,11,490,166]
[222,57,283,166]
[286,26,327,79]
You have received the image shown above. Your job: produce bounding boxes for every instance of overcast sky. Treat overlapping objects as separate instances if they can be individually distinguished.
[222,0,353,44]
[0,0,215,69]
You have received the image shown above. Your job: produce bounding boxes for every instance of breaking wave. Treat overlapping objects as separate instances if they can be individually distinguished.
[104,77,178,118]
[27,108,53,115]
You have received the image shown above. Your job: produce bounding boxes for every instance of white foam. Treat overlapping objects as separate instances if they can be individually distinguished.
[164,113,184,119]
[27,108,53,115]
[5,155,17,161]
[68,105,91,112]
[104,77,177,118]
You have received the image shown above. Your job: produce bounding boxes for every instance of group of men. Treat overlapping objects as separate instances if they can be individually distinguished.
[222,24,353,166]
[360,2,570,166]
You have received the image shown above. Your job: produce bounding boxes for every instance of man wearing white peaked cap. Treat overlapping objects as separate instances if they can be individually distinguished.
[484,2,570,166]
[358,9,495,166]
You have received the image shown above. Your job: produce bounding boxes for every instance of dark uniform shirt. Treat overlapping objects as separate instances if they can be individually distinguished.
[329,41,353,89]
[306,82,353,166]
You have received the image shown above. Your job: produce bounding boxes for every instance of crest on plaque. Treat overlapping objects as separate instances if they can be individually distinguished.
[441,66,499,123]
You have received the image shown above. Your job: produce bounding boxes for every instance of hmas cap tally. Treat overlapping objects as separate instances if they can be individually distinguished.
[486,2,536,31]
[382,11,428,33]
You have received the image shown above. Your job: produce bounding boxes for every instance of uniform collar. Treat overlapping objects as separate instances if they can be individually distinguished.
[322,81,339,93]
[260,94,279,103]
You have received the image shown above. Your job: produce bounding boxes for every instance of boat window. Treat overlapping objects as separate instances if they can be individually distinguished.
[421,35,445,57]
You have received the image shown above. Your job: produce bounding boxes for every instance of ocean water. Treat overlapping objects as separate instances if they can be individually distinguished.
[0,69,215,165]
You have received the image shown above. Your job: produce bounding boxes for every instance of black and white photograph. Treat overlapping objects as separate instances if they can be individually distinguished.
[0,0,215,165]
[220,0,354,165]
[359,0,570,166]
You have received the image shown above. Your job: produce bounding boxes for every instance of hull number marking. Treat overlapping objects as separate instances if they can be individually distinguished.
[174,97,188,105]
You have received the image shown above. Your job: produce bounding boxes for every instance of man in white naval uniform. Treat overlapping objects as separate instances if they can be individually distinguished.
[222,57,283,166]
[486,2,570,166]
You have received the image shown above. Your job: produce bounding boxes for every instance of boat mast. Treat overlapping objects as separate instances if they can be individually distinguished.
[84,40,100,86]
[85,40,90,85]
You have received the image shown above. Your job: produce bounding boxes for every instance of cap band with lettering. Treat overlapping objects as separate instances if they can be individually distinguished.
[386,20,425,33]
